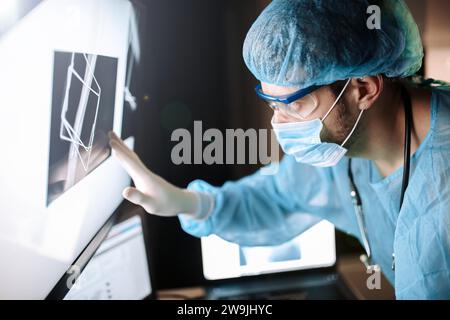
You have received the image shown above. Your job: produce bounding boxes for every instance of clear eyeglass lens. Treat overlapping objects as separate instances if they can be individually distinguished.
[264,94,318,121]
[266,100,282,111]
[288,94,318,119]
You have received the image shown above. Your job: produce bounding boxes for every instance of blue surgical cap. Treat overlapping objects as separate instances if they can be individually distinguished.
[243,0,424,88]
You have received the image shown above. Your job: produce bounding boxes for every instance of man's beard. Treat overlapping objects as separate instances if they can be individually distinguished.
[320,99,364,156]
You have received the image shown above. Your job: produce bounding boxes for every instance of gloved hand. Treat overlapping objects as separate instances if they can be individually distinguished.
[109,131,205,218]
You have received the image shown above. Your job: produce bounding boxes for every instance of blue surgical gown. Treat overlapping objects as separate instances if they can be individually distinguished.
[179,87,450,299]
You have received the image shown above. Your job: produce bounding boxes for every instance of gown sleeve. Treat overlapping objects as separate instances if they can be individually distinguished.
[178,155,343,246]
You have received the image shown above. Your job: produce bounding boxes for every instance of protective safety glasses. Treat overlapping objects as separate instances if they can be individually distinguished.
[255,84,322,120]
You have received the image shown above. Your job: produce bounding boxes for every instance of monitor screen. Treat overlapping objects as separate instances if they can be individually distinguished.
[64,216,152,300]
[201,220,336,280]
[0,0,143,299]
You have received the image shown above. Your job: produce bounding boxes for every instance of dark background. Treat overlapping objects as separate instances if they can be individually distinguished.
[125,0,278,289]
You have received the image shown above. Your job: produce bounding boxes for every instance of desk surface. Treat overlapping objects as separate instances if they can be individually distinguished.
[157,254,395,300]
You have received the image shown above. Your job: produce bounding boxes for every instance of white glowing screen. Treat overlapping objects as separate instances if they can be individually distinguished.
[0,0,141,299]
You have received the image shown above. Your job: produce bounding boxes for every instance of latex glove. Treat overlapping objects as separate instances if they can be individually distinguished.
[109,132,210,218]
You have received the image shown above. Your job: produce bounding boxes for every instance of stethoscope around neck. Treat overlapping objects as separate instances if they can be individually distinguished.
[347,84,413,273]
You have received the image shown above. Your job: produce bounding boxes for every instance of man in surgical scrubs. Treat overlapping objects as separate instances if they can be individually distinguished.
[109,0,450,299]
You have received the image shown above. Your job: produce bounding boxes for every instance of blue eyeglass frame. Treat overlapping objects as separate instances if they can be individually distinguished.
[255,83,322,104]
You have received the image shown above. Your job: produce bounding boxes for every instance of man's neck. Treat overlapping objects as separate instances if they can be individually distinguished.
[361,83,432,178]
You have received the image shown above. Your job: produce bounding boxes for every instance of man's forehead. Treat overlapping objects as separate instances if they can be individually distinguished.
[260,82,300,97]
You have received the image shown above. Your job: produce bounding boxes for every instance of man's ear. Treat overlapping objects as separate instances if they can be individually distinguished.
[349,75,383,111]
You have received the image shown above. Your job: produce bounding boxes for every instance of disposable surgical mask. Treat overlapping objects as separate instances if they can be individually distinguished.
[271,79,364,167]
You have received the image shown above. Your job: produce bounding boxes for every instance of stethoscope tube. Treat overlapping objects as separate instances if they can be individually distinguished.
[348,84,413,272]
[400,85,413,210]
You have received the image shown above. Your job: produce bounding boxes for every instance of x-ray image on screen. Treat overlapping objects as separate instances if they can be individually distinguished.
[121,4,143,141]
[123,39,138,112]
[47,51,118,206]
